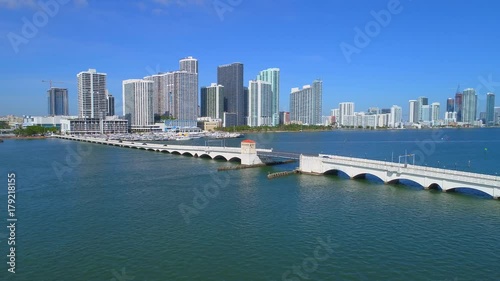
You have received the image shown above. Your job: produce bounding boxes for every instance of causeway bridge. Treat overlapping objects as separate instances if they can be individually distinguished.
[300,154,500,199]
[53,135,500,199]
[54,135,271,165]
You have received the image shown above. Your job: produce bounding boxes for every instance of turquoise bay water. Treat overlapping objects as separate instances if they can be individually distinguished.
[0,129,499,280]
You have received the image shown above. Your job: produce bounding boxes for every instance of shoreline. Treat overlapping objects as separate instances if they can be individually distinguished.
[0,136,47,140]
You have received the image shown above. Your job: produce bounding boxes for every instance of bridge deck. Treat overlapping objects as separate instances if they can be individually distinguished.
[316,154,499,186]
[52,135,272,154]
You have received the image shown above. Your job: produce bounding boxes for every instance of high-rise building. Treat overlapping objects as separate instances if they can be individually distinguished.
[179,56,198,74]
[495,107,500,125]
[200,83,224,120]
[47,87,69,116]
[144,72,171,117]
[257,68,280,126]
[431,102,440,122]
[77,69,107,119]
[331,108,340,125]
[122,79,154,129]
[290,80,322,125]
[462,88,477,124]
[389,105,402,128]
[173,70,198,121]
[446,98,454,113]
[479,112,487,124]
[455,92,463,122]
[408,100,418,123]
[486,92,495,126]
[145,57,198,121]
[444,111,457,124]
[243,87,249,119]
[339,102,355,126]
[417,96,428,122]
[421,105,431,122]
[217,63,244,126]
[247,80,273,127]
[106,91,115,116]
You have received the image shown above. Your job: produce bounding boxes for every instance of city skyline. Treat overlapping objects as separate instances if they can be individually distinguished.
[2,1,500,116]
[38,62,500,127]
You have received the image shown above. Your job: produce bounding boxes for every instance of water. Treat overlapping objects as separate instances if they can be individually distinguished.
[0,129,499,281]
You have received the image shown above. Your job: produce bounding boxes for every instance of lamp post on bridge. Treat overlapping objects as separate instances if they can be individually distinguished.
[398,152,415,167]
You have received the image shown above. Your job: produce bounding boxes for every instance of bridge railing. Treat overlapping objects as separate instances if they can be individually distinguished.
[55,135,274,154]
[315,154,500,187]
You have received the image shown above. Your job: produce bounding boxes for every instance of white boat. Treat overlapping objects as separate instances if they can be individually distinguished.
[175,136,192,141]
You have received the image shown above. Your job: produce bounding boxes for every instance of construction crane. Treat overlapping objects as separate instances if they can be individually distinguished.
[42,80,65,89]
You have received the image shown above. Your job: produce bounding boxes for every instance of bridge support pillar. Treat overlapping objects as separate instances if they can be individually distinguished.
[494,196,499,200]
[240,140,263,166]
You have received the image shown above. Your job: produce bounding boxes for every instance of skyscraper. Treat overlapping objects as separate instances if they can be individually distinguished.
[257,68,280,126]
[408,100,418,123]
[431,102,440,123]
[179,56,198,74]
[446,98,454,113]
[200,83,224,120]
[455,92,463,122]
[106,91,115,116]
[421,105,431,122]
[217,63,244,126]
[173,70,198,121]
[47,87,69,116]
[77,69,107,119]
[144,73,170,117]
[339,102,355,126]
[389,105,402,128]
[289,80,322,125]
[417,96,428,122]
[462,88,477,124]
[243,86,249,119]
[144,57,198,121]
[122,79,154,129]
[247,80,273,127]
[486,92,495,126]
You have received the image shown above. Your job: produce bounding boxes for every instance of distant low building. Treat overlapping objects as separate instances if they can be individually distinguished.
[23,115,78,130]
[60,116,128,134]
[197,117,222,131]
[164,119,201,133]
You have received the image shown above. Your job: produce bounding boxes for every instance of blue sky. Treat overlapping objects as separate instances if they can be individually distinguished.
[1,0,499,118]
